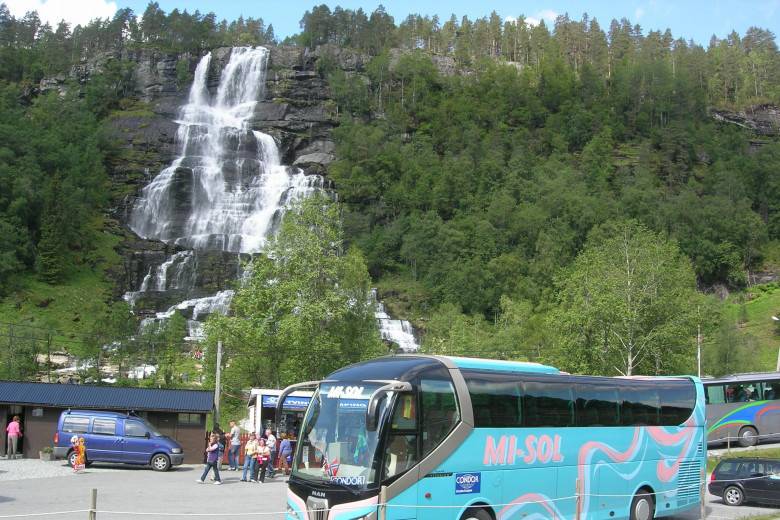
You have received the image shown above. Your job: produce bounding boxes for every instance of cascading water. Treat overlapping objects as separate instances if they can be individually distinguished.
[130,47,322,253]
[124,45,417,352]
[126,46,322,338]
[371,289,419,352]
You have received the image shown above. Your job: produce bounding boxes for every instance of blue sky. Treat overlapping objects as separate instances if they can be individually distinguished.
[9,0,780,45]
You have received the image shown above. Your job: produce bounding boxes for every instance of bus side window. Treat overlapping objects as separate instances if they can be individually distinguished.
[705,384,726,405]
[524,381,574,427]
[420,379,459,457]
[620,386,660,426]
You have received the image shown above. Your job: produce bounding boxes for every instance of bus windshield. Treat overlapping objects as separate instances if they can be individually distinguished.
[292,383,389,489]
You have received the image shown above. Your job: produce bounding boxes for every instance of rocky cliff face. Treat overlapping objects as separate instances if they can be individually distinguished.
[52,45,349,308]
[711,104,780,137]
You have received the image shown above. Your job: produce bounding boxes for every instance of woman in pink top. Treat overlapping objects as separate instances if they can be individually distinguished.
[6,416,21,459]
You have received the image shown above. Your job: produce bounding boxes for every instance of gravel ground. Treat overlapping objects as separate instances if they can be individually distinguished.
[0,458,123,481]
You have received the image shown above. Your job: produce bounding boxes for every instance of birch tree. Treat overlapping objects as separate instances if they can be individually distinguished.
[547,220,703,376]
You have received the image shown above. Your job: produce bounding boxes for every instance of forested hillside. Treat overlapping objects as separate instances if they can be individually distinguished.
[1,2,780,385]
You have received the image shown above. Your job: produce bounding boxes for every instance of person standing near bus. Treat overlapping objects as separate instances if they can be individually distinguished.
[5,416,22,459]
[241,432,259,482]
[264,428,277,478]
[228,420,241,471]
[279,433,293,475]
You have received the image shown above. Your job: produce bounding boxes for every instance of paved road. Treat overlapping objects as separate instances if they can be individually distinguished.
[1,460,779,519]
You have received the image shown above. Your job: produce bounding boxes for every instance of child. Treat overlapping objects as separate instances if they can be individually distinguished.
[197,433,222,485]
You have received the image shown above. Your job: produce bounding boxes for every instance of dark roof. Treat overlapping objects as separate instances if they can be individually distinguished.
[0,381,213,413]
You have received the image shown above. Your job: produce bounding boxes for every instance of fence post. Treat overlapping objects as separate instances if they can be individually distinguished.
[88,488,97,520]
[574,477,582,520]
[378,485,387,520]
[699,468,706,520]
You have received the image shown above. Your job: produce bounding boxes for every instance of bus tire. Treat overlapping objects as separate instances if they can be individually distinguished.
[629,491,655,520]
[738,426,758,447]
[460,507,492,520]
[723,485,743,506]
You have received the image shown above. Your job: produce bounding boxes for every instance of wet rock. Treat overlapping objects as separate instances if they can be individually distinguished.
[711,104,780,136]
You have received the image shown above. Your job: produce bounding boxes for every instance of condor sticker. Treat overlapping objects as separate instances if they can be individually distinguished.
[455,472,481,494]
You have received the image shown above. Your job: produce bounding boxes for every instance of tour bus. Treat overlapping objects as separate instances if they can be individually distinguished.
[279,355,705,520]
[703,372,780,447]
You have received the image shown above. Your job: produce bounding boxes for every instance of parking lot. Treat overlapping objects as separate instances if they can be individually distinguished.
[0,459,778,519]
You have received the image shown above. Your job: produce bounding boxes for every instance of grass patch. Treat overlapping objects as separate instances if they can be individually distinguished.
[707,446,780,473]
[718,282,780,372]
[0,217,123,351]
[736,515,780,520]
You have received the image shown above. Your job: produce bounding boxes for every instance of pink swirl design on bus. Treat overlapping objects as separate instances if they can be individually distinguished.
[576,427,643,517]
[647,418,695,482]
[497,492,564,519]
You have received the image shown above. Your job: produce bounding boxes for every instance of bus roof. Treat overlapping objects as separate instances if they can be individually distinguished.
[442,356,560,374]
[702,371,780,384]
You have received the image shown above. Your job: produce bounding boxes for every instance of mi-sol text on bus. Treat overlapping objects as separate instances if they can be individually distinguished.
[279,355,705,520]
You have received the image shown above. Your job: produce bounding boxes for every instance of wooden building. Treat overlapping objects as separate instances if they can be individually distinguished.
[0,381,213,463]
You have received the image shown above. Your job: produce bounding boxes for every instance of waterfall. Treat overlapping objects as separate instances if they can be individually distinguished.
[124,45,417,353]
[130,47,322,254]
[371,289,419,352]
[126,46,323,337]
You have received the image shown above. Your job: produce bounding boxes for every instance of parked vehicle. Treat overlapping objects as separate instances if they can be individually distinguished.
[53,410,183,471]
[708,458,780,506]
[704,372,780,447]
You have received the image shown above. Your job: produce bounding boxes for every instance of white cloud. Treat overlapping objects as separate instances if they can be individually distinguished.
[5,0,117,29]
[513,9,558,27]
[635,7,646,20]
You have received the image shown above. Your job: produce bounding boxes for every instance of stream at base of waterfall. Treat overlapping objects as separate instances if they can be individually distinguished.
[122,46,418,368]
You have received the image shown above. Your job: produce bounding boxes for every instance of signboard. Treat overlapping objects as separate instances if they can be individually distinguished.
[455,472,481,494]
[261,394,311,410]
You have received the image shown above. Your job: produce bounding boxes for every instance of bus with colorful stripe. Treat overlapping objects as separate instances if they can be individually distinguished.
[704,372,780,447]
[279,355,705,520]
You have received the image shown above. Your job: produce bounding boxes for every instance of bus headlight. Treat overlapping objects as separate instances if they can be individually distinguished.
[286,504,299,520]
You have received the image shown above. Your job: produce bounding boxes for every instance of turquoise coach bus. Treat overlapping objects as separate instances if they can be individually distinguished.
[279,355,705,520]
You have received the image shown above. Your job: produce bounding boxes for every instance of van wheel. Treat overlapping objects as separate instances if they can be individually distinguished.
[629,491,655,520]
[723,486,744,506]
[460,507,492,520]
[67,450,77,467]
[738,426,758,447]
[151,454,171,472]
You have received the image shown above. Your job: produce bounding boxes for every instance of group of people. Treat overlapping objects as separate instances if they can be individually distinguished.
[198,420,294,485]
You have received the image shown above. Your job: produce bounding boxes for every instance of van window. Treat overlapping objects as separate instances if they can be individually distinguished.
[125,421,148,437]
[62,416,89,433]
[92,418,116,435]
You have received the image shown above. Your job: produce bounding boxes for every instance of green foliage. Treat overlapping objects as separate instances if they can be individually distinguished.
[547,221,711,376]
[205,195,384,399]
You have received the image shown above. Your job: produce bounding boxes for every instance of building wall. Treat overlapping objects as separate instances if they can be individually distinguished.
[22,406,59,458]
[145,411,207,464]
[0,405,7,456]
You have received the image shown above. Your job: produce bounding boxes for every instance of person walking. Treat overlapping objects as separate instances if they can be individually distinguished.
[240,432,259,482]
[254,438,271,483]
[279,433,293,475]
[264,428,277,478]
[197,433,222,485]
[228,420,241,471]
[5,416,22,459]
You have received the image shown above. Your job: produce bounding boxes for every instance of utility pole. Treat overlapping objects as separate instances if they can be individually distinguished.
[774,317,780,371]
[214,340,222,426]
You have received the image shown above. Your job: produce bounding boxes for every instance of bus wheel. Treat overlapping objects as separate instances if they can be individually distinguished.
[629,491,655,520]
[460,507,492,520]
[738,426,758,447]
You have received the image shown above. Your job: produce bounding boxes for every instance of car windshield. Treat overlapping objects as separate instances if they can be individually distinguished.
[292,383,390,489]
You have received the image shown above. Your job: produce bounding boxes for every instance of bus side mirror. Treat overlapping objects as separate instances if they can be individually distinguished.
[365,381,413,431]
